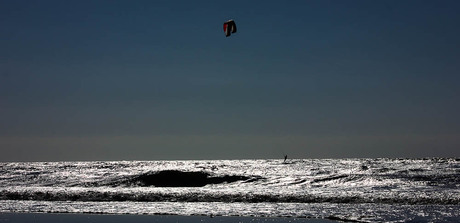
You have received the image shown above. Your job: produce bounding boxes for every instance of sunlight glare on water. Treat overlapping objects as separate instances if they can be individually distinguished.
[0,158,459,222]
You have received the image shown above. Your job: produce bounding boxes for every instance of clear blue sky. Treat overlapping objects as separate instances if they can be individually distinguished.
[1,0,459,161]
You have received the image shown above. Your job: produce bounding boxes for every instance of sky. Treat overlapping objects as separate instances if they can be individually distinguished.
[1,0,459,161]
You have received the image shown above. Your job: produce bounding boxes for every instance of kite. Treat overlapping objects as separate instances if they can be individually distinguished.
[223,20,237,37]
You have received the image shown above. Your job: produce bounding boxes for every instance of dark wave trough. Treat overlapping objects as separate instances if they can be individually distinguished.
[116,170,262,187]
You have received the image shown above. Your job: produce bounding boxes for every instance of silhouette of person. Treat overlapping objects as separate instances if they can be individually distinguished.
[284,155,287,163]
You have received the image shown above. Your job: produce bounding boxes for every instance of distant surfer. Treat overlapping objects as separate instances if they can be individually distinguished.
[284,155,287,163]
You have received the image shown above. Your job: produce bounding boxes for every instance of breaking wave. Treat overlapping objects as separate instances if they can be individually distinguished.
[1,188,457,204]
[95,170,263,187]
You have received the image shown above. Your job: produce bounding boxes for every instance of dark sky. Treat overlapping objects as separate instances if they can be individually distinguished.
[1,0,459,161]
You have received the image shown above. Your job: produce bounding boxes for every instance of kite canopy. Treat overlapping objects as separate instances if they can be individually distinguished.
[223,20,237,37]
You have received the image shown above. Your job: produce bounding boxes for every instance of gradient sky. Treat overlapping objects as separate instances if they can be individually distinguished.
[1,0,459,161]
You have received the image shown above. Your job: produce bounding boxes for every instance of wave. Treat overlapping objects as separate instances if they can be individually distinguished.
[1,188,457,205]
[96,170,263,187]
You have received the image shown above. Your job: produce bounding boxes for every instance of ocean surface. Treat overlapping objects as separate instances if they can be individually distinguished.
[0,158,459,222]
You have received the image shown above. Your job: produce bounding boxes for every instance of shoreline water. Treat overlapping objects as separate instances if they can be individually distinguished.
[0,212,337,223]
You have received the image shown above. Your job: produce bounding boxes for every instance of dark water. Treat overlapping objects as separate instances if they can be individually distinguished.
[1,158,459,222]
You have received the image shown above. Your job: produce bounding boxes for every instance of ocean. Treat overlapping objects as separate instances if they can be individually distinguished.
[0,158,459,222]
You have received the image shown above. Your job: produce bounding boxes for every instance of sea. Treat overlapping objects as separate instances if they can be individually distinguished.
[0,158,459,222]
